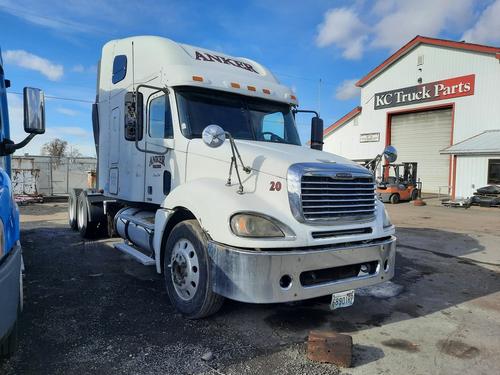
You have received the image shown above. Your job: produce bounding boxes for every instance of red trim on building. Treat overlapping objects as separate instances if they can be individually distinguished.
[323,106,362,138]
[385,103,456,191]
[356,36,500,87]
[452,155,457,199]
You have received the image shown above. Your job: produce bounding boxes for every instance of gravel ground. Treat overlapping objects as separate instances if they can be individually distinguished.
[1,200,499,374]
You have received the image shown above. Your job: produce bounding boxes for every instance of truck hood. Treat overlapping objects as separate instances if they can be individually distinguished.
[187,139,368,179]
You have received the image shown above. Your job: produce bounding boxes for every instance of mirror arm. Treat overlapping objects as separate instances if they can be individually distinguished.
[0,133,36,156]
[292,109,320,118]
[134,83,170,155]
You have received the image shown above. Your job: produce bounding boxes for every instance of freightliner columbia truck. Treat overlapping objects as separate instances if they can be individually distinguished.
[0,50,45,356]
[68,36,396,318]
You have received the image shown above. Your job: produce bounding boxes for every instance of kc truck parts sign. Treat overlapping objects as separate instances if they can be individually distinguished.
[374,74,475,110]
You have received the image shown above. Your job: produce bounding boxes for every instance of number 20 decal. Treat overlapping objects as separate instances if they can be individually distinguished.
[270,181,282,191]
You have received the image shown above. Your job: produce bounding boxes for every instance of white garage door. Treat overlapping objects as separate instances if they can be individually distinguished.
[391,109,452,194]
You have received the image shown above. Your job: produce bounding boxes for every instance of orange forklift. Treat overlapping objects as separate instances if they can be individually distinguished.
[377,162,420,204]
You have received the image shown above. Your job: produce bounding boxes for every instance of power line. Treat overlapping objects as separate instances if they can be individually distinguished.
[273,71,339,87]
[8,91,93,103]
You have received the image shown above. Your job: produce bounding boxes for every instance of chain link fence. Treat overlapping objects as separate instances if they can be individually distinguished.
[12,156,97,196]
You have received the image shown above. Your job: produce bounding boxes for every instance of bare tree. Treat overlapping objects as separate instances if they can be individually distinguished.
[66,146,82,159]
[41,138,68,158]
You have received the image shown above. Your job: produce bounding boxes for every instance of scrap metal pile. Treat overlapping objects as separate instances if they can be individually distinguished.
[442,185,500,208]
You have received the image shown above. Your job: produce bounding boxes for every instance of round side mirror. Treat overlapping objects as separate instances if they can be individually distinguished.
[202,125,226,148]
[383,145,397,163]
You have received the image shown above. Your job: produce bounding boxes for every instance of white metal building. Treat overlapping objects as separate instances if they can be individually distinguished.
[323,36,500,198]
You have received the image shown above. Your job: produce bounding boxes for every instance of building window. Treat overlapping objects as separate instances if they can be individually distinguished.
[112,55,127,84]
[149,95,173,139]
[488,159,500,184]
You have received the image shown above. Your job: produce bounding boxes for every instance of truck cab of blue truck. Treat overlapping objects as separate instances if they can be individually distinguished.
[0,49,45,358]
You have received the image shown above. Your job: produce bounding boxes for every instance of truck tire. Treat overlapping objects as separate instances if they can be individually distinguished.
[68,188,82,230]
[163,220,224,319]
[0,320,18,359]
[390,193,400,204]
[77,192,98,238]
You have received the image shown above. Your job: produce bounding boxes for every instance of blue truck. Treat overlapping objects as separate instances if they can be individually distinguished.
[0,49,45,358]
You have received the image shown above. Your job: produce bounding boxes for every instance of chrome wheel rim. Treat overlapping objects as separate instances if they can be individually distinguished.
[77,199,84,229]
[69,196,75,222]
[170,239,199,301]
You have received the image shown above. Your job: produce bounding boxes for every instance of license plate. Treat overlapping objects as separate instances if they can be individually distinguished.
[330,290,355,310]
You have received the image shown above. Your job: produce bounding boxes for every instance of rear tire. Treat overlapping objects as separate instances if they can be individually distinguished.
[390,193,400,204]
[163,220,224,319]
[77,192,98,238]
[68,188,82,230]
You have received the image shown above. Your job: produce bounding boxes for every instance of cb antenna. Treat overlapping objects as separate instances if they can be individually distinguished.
[131,41,135,92]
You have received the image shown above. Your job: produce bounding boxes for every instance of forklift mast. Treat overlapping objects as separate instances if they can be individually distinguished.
[402,162,418,185]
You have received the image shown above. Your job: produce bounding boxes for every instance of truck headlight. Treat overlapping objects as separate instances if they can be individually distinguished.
[383,207,393,229]
[0,218,4,258]
[230,213,288,238]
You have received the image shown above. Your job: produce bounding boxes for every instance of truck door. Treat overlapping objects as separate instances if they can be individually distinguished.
[144,91,175,204]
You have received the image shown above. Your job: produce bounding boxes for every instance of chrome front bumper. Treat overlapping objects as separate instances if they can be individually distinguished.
[207,236,396,303]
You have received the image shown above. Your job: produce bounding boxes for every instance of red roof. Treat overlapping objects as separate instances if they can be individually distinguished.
[356,35,500,87]
[323,106,362,138]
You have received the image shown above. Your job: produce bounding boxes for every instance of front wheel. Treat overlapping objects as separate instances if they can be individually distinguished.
[390,193,400,204]
[163,220,224,319]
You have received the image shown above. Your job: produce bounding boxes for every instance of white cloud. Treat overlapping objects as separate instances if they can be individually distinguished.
[315,8,368,59]
[0,0,103,35]
[462,0,500,44]
[72,64,85,73]
[71,64,98,74]
[371,0,475,50]
[3,50,63,81]
[316,0,478,59]
[56,107,80,116]
[335,79,361,100]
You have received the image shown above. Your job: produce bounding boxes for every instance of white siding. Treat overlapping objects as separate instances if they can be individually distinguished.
[323,114,382,160]
[455,155,495,199]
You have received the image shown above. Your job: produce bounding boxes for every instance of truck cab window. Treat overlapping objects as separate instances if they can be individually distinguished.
[261,112,285,136]
[149,95,173,139]
[112,55,127,84]
[176,87,301,145]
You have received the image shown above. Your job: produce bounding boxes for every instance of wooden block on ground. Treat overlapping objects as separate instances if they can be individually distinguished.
[307,330,353,367]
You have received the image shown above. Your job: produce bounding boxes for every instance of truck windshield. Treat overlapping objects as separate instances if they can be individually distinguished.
[176,87,301,145]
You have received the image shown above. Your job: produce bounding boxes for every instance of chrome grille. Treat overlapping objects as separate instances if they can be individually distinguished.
[300,174,376,222]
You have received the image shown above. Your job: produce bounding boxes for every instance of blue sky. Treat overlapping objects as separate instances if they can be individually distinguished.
[1,0,499,156]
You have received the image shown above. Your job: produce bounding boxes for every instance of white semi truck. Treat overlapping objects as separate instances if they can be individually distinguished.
[68,36,396,318]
